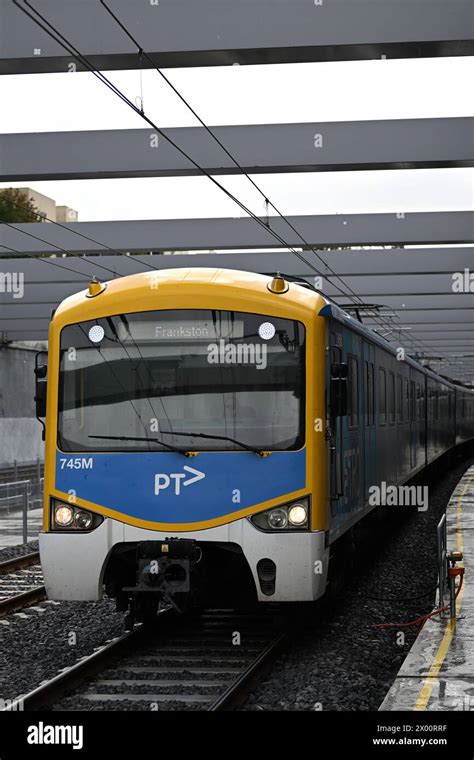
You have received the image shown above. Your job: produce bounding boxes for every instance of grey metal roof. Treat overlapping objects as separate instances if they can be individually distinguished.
[1,0,473,74]
[1,119,472,181]
[1,247,473,382]
[1,212,472,254]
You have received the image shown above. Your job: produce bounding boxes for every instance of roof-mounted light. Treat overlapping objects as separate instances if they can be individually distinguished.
[86,277,107,298]
[267,272,289,294]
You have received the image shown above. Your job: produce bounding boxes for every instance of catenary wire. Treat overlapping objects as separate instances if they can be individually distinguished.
[0,241,97,278]
[98,0,395,322]
[94,2,447,361]
[98,0,438,357]
[0,195,161,271]
[15,1,352,292]
[1,220,119,278]
[14,0,442,360]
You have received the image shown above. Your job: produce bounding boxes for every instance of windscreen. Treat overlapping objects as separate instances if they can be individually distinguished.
[58,309,305,452]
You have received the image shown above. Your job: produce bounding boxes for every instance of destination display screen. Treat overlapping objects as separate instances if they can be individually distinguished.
[117,319,244,342]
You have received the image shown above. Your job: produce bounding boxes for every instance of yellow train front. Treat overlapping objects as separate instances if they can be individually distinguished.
[38,269,330,621]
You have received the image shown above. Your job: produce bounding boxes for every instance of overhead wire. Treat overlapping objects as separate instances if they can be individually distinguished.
[98,0,441,358]
[0,241,96,278]
[12,0,441,360]
[1,220,119,278]
[0,195,161,271]
[13,1,343,288]
[97,0,445,361]
[98,1,382,312]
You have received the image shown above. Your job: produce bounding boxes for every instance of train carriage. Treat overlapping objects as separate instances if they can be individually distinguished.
[35,269,474,623]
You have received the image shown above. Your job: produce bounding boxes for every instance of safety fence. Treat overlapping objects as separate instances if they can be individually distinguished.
[0,461,44,544]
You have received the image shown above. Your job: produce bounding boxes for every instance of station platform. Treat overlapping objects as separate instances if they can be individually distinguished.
[0,507,42,548]
[380,465,474,711]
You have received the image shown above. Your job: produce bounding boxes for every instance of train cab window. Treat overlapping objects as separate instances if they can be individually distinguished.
[365,361,374,426]
[348,355,359,428]
[404,378,409,422]
[378,367,386,425]
[57,309,306,453]
[397,375,403,423]
[388,371,395,424]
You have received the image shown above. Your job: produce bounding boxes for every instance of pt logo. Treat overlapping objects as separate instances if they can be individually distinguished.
[154,465,206,496]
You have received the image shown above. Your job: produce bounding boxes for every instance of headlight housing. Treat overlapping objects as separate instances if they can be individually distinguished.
[50,498,104,531]
[250,497,310,532]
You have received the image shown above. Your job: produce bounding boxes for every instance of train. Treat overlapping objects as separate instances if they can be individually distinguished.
[35,268,474,625]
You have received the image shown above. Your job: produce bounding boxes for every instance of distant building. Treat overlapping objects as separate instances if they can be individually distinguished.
[56,206,78,223]
[17,188,78,222]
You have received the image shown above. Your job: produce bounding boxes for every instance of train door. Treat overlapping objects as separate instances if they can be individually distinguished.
[362,341,376,504]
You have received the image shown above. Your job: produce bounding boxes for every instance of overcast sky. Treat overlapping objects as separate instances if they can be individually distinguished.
[1,55,473,221]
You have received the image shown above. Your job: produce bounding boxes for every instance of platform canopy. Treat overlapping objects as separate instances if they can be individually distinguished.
[2,0,473,75]
[1,119,473,181]
[1,0,473,382]
[1,212,472,254]
[1,242,473,383]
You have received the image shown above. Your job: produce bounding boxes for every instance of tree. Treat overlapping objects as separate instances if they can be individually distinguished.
[0,188,44,223]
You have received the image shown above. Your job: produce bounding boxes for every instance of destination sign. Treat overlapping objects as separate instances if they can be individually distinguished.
[117,319,245,342]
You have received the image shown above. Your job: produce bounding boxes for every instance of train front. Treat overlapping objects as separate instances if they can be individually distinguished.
[39,269,329,621]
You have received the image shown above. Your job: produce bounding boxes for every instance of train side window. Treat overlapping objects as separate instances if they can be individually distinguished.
[404,378,409,422]
[410,380,415,422]
[397,375,403,423]
[434,390,439,420]
[348,355,358,428]
[416,383,421,420]
[378,367,386,425]
[420,384,425,419]
[365,361,374,426]
[388,371,395,424]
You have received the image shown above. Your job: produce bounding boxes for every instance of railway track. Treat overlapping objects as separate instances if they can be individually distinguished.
[0,552,47,616]
[4,609,287,711]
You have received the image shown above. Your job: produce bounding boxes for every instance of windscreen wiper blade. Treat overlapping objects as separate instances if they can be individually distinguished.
[160,430,266,456]
[88,435,189,456]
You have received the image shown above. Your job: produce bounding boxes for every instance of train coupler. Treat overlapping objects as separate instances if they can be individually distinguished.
[122,539,202,623]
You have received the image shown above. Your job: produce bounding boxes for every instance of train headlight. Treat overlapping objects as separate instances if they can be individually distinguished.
[51,499,103,531]
[249,497,310,532]
[74,510,93,530]
[267,508,288,529]
[288,503,308,526]
[54,505,74,527]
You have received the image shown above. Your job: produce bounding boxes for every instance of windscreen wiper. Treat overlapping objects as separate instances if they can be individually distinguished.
[160,430,266,456]
[88,435,190,456]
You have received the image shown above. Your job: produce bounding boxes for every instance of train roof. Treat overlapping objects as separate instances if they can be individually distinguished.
[318,301,471,391]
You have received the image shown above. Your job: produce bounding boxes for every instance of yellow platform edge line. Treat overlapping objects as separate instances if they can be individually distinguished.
[413,473,473,710]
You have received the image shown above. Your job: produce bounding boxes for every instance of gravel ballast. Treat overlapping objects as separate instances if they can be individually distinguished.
[0,540,39,562]
[0,600,123,704]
